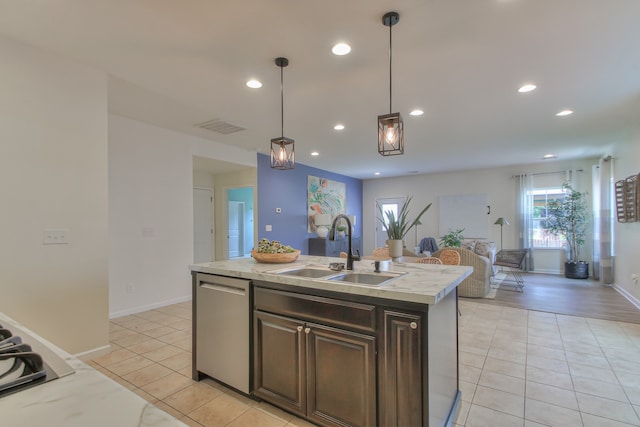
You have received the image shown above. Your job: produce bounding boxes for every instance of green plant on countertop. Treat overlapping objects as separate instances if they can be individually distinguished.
[336,225,347,232]
[377,196,432,241]
[440,228,465,247]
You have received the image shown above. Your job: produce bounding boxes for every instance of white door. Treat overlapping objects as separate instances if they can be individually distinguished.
[228,201,245,258]
[375,197,405,248]
[194,188,214,263]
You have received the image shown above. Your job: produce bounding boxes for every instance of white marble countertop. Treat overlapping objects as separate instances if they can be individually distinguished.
[190,255,472,305]
[0,313,186,427]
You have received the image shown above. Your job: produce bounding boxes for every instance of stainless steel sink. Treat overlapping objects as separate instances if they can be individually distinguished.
[270,266,404,286]
[274,267,337,278]
[325,272,404,286]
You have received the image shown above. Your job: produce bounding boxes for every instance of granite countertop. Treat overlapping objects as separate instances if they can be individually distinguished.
[190,255,472,305]
[0,312,186,427]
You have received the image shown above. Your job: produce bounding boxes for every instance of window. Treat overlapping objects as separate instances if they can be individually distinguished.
[532,187,565,248]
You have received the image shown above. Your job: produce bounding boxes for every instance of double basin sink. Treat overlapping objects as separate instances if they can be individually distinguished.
[270,265,404,286]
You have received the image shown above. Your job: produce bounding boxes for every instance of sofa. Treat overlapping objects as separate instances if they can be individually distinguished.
[432,240,496,298]
[461,239,497,268]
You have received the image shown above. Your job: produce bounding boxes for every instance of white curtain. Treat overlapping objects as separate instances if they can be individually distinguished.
[517,174,535,271]
[594,156,614,284]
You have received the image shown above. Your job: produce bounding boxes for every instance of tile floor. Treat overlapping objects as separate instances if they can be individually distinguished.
[88,300,640,427]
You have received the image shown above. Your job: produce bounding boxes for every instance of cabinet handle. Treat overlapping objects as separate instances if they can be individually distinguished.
[297,326,303,332]
[410,322,418,329]
[304,327,311,334]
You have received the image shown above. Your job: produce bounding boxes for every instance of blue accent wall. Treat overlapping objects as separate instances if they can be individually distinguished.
[257,153,363,254]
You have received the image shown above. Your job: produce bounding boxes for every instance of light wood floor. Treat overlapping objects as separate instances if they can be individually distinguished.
[465,272,640,324]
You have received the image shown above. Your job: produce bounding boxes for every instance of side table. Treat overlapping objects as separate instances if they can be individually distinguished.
[493,249,528,292]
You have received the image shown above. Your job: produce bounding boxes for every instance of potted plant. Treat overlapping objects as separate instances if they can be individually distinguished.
[336,225,347,237]
[377,197,432,258]
[440,228,465,248]
[542,182,590,279]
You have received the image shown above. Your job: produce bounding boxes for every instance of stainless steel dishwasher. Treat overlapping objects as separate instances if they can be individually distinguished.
[195,273,251,394]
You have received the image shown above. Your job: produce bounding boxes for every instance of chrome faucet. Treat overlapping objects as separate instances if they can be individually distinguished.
[329,214,360,270]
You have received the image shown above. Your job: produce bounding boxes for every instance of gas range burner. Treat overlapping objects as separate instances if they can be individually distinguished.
[0,324,61,398]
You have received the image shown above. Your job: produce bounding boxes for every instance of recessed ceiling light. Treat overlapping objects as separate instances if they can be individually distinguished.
[332,43,351,55]
[334,124,345,130]
[518,84,537,93]
[409,109,424,116]
[311,151,319,156]
[374,172,381,176]
[556,110,573,116]
[246,79,262,89]
[543,154,556,159]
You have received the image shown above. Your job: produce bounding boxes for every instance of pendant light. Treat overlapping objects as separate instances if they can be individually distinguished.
[378,11,404,156]
[270,57,295,170]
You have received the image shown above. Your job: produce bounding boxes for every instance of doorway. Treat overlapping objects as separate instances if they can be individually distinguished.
[375,196,405,248]
[228,201,245,258]
[227,186,255,258]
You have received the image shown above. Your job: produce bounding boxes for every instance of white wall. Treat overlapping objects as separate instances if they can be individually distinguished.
[363,158,597,274]
[109,114,256,317]
[611,137,640,303]
[0,36,109,355]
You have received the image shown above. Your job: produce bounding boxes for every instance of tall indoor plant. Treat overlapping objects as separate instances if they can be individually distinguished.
[543,182,590,279]
[377,197,432,258]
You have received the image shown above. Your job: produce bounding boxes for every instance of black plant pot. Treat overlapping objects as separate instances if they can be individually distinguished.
[565,261,589,279]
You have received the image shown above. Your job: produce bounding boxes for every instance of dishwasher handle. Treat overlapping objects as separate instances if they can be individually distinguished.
[199,282,246,296]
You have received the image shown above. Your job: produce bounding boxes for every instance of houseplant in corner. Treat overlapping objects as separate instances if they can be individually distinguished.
[543,182,590,279]
[377,197,432,258]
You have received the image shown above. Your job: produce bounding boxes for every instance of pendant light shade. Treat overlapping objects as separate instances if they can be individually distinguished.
[270,57,295,170]
[378,11,404,156]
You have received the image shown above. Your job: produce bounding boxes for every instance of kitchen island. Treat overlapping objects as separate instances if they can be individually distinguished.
[190,255,471,427]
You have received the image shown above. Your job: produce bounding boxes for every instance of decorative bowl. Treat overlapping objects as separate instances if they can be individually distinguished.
[251,249,300,264]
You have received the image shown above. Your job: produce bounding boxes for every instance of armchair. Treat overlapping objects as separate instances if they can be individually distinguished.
[432,247,492,298]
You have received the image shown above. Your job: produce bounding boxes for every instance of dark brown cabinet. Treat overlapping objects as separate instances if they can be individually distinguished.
[251,281,459,427]
[306,322,376,427]
[380,310,423,427]
[254,287,377,427]
[253,311,306,414]
[308,236,361,257]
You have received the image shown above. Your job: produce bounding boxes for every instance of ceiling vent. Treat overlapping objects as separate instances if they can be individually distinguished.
[195,118,246,135]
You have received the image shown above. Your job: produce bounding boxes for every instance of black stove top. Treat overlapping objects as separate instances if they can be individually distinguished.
[0,325,60,398]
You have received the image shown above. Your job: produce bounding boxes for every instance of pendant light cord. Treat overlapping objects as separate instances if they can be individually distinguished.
[280,64,284,138]
[389,20,393,114]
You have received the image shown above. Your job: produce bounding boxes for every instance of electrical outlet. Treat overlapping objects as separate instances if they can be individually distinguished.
[632,274,639,285]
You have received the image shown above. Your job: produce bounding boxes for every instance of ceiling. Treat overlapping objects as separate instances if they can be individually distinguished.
[1,0,639,179]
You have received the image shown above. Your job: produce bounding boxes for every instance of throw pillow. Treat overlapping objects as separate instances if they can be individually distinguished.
[461,240,477,252]
[475,241,495,258]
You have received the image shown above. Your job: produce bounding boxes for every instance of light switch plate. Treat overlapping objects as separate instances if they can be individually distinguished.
[265,225,272,231]
[43,229,69,245]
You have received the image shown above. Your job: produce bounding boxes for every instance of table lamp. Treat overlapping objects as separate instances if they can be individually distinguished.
[315,214,331,238]
[494,217,509,250]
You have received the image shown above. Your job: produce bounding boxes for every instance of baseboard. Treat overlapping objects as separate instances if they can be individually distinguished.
[529,269,563,275]
[612,284,640,311]
[74,344,111,362]
[109,294,192,319]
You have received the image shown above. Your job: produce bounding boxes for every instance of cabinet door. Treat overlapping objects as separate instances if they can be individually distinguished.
[306,322,377,427]
[253,311,306,415]
[380,310,423,427]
